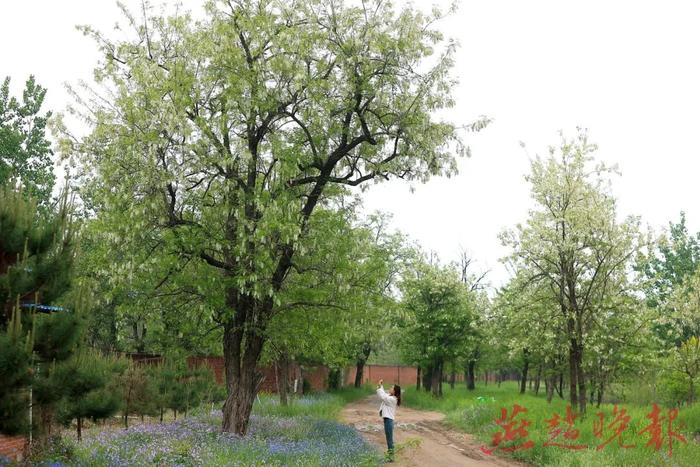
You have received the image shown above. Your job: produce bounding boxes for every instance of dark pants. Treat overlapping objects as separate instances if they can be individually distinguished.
[383,417,394,451]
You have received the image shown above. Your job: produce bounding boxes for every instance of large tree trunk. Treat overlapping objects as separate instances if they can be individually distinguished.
[277,353,290,406]
[568,338,579,409]
[576,345,586,414]
[534,365,542,395]
[545,375,555,402]
[416,366,421,391]
[431,360,442,397]
[221,299,267,435]
[354,360,366,388]
[354,343,371,388]
[466,360,476,390]
[328,368,341,390]
[422,365,433,392]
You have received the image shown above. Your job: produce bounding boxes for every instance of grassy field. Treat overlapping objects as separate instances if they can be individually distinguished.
[28,387,379,467]
[403,381,700,466]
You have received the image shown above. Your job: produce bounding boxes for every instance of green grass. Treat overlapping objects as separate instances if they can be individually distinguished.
[252,386,372,419]
[403,381,700,466]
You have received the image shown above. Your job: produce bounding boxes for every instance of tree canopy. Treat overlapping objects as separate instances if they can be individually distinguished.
[61,0,473,434]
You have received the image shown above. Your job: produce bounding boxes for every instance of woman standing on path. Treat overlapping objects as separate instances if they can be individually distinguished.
[376,378,401,462]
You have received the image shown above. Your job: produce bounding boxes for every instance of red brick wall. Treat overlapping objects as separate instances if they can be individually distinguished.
[187,356,329,393]
[345,364,418,387]
[257,362,302,393]
[188,356,226,384]
[0,434,27,462]
[304,366,329,392]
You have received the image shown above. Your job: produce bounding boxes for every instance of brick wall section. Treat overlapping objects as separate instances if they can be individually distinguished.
[0,433,27,462]
[304,366,329,392]
[345,364,418,387]
[132,354,420,394]
[188,356,225,384]
[187,356,329,393]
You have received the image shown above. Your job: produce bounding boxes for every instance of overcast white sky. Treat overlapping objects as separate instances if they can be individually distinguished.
[2,0,699,287]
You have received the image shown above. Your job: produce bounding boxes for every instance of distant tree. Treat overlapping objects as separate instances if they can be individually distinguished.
[120,362,157,428]
[399,262,476,397]
[455,252,489,391]
[167,363,213,419]
[500,129,646,414]
[641,213,700,308]
[150,361,179,423]
[0,76,55,203]
[670,336,700,404]
[639,213,700,345]
[55,352,122,440]
[265,209,405,401]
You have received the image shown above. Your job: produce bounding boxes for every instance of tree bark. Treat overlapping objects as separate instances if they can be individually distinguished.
[354,361,364,388]
[328,368,341,390]
[467,360,476,390]
[422,365,433,392]
[534,365,542,395]
[546,376,555,402]
[557,372,564,399]
[431,363,442,397]
[568,338,578,409]
[77,417,82,441]
[354,343,371,388]
[576,345,586,414]
[520,349,529,394]
[449,370,456,390]
[277,353,290,406]
[416,366,421,391]
[221,298,267,435]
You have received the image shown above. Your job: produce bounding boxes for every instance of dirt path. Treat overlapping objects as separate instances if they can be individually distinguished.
[341,396,521,467]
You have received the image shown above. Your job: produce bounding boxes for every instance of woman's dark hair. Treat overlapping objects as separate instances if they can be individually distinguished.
[394,385,401,406]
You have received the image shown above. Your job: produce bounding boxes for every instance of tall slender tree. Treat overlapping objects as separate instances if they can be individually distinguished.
[0,76,55,203]
[500,129,645,413]
[399,262,475,397]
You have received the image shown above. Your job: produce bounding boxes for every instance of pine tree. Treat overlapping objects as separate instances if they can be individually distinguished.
[0,187,77,437]
[0,309,32,434]
[0,187,74,328]
[54,352,122,440]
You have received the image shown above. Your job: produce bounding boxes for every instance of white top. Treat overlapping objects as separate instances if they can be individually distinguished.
[376,385,398,420]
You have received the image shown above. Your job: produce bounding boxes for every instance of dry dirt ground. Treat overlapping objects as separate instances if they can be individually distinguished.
[340,396,522,467]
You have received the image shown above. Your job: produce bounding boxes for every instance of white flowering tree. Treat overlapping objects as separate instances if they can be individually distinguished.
[500,129,647,413]
[61,0,479,434]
